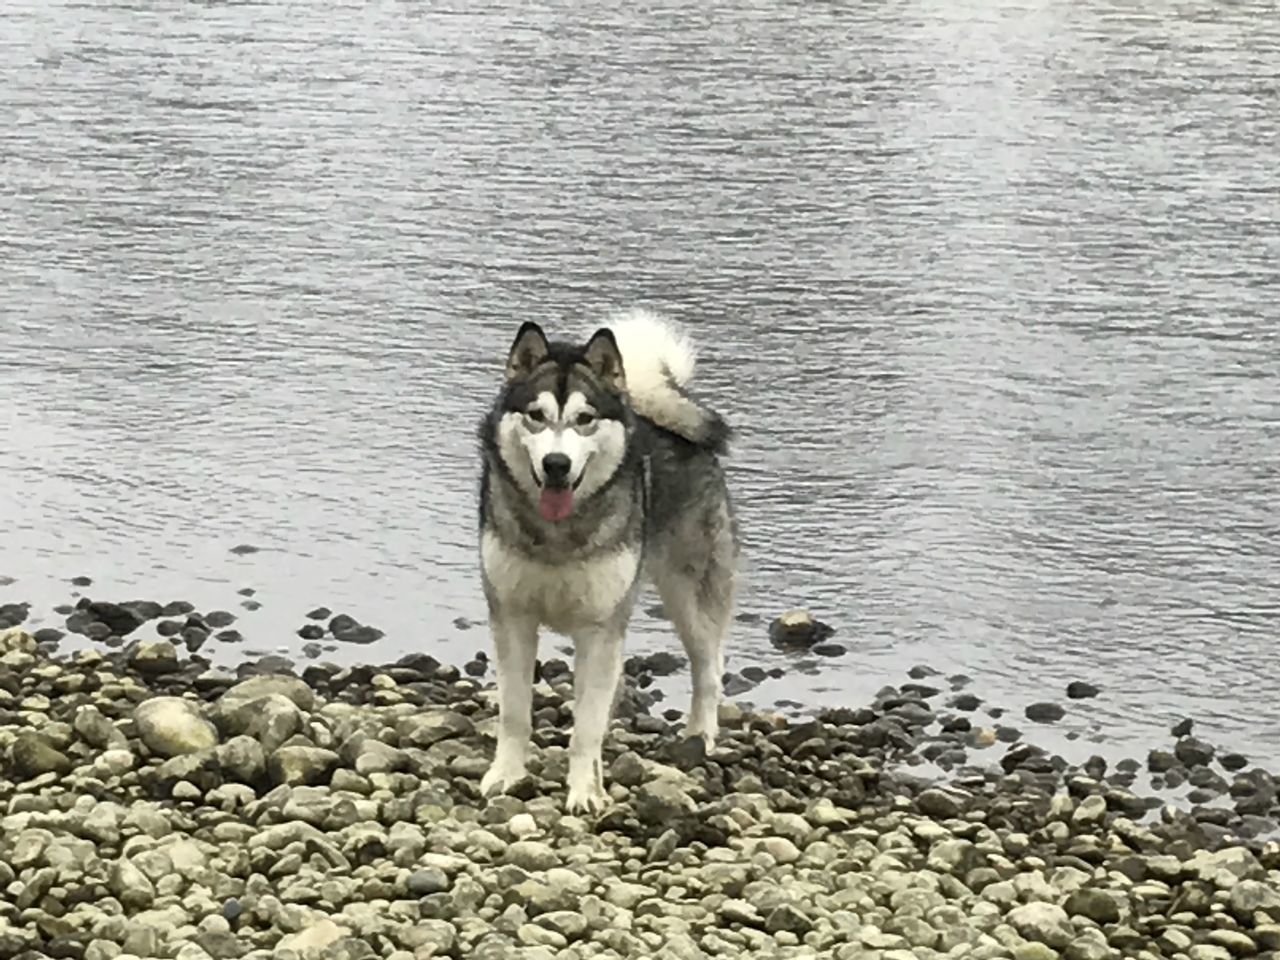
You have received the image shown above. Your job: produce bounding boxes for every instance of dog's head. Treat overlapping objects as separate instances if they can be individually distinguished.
[493,322,630,523]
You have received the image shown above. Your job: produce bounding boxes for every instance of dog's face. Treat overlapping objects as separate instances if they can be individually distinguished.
[494,322,630,523]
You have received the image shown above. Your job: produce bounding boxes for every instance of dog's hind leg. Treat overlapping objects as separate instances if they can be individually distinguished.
[480,611,539,797]
[655,534,736,752]
[565,623,626,814]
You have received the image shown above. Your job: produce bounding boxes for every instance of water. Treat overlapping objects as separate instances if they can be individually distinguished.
[3,0,1278,763]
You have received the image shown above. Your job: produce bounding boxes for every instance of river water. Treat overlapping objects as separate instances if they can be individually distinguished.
[3,0,1278,762]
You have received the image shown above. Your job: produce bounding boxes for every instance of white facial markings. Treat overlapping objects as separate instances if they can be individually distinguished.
[498,388,629,505]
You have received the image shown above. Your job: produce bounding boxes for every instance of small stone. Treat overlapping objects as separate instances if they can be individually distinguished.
[1064,889,1121,924]
[306,606,332,620]
[916,788,965,819]
[1071,795,1107,828]
[768,608,834,648]
[1025,702,1066,723]
[129,639,181,673]
[407,869,450,897]
[1065,681,1099,699]
[1007,902,1074,949]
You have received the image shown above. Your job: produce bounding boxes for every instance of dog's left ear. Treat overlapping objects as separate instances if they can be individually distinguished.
[506,322,550,381]
[583,328,626,392]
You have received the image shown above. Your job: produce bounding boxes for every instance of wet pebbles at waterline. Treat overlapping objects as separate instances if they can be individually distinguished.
[2,622,1280,960]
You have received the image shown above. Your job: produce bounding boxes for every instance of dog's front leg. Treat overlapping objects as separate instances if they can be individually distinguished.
[565,625,625,814]
[480,612,539,797]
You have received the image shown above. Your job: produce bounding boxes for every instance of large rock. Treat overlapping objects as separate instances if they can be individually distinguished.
[213,693,304,753]
[135,697,219,757]
[11,733,73,779]
[268,746,338,786]
[1007,902,1074,949]
[218,675,316,714]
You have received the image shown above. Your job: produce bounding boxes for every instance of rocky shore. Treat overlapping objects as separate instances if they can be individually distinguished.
[1,602,1279,960]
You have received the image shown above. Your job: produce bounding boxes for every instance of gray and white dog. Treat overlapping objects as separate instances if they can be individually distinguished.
[477,308,738,813]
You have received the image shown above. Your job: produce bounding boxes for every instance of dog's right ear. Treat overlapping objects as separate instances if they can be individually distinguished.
[506,322,549,381]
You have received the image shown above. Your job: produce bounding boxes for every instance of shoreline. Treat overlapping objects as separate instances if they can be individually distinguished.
[2,600,1279,959]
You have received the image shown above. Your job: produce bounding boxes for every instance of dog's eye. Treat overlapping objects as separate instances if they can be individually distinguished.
[526,409,545,423]
[576,412,596,427]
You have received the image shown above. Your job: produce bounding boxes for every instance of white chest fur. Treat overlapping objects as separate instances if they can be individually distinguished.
[480,531,641,635]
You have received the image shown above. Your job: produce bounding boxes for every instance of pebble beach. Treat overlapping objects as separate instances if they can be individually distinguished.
[1,597,1279,960]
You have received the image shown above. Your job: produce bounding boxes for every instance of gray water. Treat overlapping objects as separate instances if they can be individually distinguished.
[3,0,1279,763]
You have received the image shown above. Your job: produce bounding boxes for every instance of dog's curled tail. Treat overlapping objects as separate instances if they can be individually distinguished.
[607,308,730,453]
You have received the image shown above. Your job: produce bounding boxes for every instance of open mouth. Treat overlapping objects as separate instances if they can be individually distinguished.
[533,464,587,524]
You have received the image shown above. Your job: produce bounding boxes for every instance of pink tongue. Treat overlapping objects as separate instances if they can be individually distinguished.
[538,488,575,523]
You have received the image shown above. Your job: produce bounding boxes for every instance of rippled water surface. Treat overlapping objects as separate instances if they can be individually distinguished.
[3,0,1279,760]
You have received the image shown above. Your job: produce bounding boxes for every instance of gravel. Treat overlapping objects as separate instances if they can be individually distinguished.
[1,613,1279,960]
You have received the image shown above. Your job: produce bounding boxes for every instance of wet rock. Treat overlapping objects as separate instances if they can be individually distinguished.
[1066,680,1100,699]
[204,610,236,628]
[32,627,64,645]
[1171,717,1194,737]
[767,608,834,648]
[229,543,259,554]
[84,600,150,636]
[1221,752,1249,772]
[1025,701,1066,723]
[1175,736,1215,768]
[811,642,846,657]
[298,624,325,640]
[306,606,332,621]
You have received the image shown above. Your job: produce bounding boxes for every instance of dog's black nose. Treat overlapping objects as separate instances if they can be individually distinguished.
[541,453,572,488]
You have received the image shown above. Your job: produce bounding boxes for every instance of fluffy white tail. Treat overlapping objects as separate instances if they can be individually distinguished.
[606,307,728,451]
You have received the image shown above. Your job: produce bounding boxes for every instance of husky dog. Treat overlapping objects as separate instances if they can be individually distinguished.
[477,308,738,813]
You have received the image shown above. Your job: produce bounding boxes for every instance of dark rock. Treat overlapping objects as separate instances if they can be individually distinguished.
[11,733,73,779]
[916,787,965,818]
[329,613,359,635]
[908,664,941,679]
[1066,681,1100,699]
[811,642,846,657]
[156,620,183,637]
[306,606,332,621]
[180,627,209,652]
[337,625,383,644]
[463,659,487,677]
[204,610,236,628]
[1221,752,1249,772]
[83,601,146,636]
[995,725,1022,743]
[625,652,685,678]
[298,624,325,640]
[1171,717,1194,737]
[1174,736,1215,768]
[32,628,64,645]
[722,673,755,697]
[215,630,243,644]
[949,693,982,712]
[301,642,324,659]
[0,602,31,627]
[229,544,259,555]
[161,600,196,617]
[70,576,92,587]
[1148,749,1178,773]
[767,610,834,649]
[1025,702,1066,723]
[85,621,112,641]
[241,599,262,611]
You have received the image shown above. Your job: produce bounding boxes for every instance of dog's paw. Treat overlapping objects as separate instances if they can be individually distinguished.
[480,758,527,798]
[565,764,610,815]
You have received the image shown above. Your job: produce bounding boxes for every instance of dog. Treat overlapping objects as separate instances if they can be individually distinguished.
[476,307,739,813]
